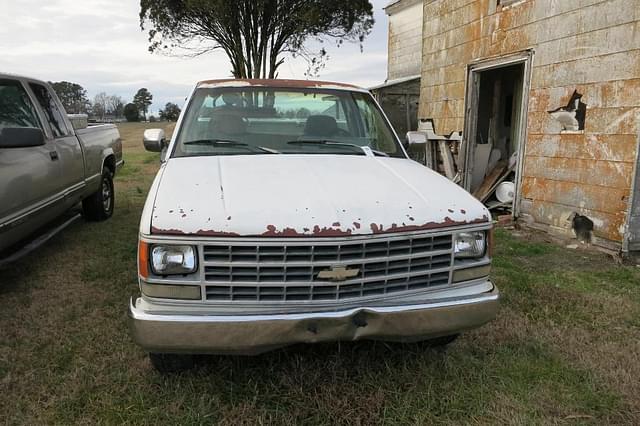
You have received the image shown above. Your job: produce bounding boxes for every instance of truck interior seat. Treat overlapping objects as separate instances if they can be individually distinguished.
[209,113,247,136]
[304,115,338,137]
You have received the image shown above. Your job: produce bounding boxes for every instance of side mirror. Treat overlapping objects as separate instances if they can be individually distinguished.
[0,127,45,148]
[405,131,427,146]
[143,129,166,152]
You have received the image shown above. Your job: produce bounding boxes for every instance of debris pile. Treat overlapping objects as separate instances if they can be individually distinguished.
[405,120,518,216]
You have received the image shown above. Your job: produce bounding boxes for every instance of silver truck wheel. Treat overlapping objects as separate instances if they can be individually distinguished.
[83,169,114,221]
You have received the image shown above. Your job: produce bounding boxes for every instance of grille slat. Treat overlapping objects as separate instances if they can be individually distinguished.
[203,234,453,302]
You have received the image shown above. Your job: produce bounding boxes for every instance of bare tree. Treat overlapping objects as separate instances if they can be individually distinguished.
[107,95,125,119]
[139,0,374,79]
[93,92,109,121]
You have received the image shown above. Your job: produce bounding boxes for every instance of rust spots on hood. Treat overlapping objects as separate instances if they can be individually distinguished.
[369,216,489,235]
[151,226,240,237]
[311,225,353,237]
[150,215,490,238]
[261,224,352,237]
[262,225,304,237]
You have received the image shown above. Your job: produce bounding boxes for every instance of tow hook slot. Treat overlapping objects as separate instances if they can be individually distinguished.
[352,312,368,328]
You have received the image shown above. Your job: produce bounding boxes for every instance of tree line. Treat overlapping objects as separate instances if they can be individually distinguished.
[49,81,181,122]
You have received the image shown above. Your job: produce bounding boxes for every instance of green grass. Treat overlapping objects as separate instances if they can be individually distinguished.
[1,122,639,424]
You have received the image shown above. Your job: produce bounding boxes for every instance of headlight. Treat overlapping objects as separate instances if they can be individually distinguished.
[454,231,487,259]
[150,245,197,275]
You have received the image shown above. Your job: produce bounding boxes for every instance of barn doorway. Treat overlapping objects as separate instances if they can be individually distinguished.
[461,51,533,216]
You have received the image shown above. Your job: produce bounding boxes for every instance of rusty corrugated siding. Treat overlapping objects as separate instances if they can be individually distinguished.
[419,0,640,245]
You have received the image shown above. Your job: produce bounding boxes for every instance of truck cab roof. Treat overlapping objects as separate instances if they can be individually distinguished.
[196,79,369,93]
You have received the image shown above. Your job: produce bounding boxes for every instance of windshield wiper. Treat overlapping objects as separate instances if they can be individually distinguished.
[286,139,389,157]
[183,139,279,154]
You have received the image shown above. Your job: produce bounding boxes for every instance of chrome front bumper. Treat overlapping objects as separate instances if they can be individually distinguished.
[129,283,499,355]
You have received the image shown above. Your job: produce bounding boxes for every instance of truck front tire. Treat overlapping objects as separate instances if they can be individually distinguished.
[149,353,195,373]
[83,169,114,221]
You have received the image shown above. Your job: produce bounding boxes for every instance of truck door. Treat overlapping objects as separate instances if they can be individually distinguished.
[28,82,85,205]
[0,78,61,228]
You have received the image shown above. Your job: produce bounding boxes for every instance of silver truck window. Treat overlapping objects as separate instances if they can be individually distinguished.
[173,87,403,158]
[0,79,41,130]
[29,83,70,138]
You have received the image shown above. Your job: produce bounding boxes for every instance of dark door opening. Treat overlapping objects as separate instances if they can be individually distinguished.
[463,60,528,213]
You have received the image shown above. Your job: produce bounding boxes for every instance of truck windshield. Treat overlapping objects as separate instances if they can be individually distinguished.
[172,87,404,158]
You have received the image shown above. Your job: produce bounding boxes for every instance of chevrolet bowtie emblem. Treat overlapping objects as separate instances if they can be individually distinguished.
[317,266,360,281]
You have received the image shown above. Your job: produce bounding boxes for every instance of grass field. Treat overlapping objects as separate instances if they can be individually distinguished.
[1,122,639,424]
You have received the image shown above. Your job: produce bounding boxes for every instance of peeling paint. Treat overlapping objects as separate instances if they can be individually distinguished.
[147,155,491,240]
[369,216,488,235]
[197,79,366,92]
[150,215,490,238]
[419,0,640,246]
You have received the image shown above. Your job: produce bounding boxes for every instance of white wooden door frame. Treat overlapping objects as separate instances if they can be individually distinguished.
[461,49,535,218]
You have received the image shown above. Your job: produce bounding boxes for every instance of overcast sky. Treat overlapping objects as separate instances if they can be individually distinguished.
[0,0,390,114]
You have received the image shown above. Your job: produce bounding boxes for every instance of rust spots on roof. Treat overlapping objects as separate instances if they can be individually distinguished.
[197,78,363,91]
[353,222,361,229]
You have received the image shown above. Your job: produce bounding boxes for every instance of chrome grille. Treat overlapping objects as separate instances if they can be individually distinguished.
[202,233,453,302]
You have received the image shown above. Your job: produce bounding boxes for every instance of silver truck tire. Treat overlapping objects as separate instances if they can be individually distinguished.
[83,169,114,221]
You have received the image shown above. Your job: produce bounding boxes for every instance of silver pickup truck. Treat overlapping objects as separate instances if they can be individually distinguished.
[129,79,498,373]
[0,73,123,254]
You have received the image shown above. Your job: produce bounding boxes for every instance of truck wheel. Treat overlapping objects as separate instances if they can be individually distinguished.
[83,169,114,221]
[149,353,195,373]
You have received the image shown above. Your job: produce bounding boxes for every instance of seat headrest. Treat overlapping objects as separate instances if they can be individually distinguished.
[210,113,247,136]
[304,115,338,137]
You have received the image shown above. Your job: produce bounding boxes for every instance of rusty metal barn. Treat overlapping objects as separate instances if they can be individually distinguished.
[378,0,640,255]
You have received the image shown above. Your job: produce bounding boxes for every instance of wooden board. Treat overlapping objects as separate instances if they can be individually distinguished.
[473,161,508,202]
[438,140,456,179]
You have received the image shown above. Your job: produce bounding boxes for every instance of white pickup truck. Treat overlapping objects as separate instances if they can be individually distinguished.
[0,73,123,255]
[129,79,498,372]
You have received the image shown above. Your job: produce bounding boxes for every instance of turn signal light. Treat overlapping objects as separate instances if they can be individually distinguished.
[138,240,149,279]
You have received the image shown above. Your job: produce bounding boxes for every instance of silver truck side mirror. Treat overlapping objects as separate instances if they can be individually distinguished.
[143,129,166,153]
[405,131,427,146]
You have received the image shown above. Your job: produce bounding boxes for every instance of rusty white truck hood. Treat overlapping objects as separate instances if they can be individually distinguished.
[147,155,489,237]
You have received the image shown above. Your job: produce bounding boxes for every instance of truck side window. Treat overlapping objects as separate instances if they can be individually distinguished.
[355,96,398,154]
[29,83,70,138]
[0,79,41,130]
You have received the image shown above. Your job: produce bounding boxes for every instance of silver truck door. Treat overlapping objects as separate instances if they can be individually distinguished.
[0,79,61,228]
[28,82,85,205]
